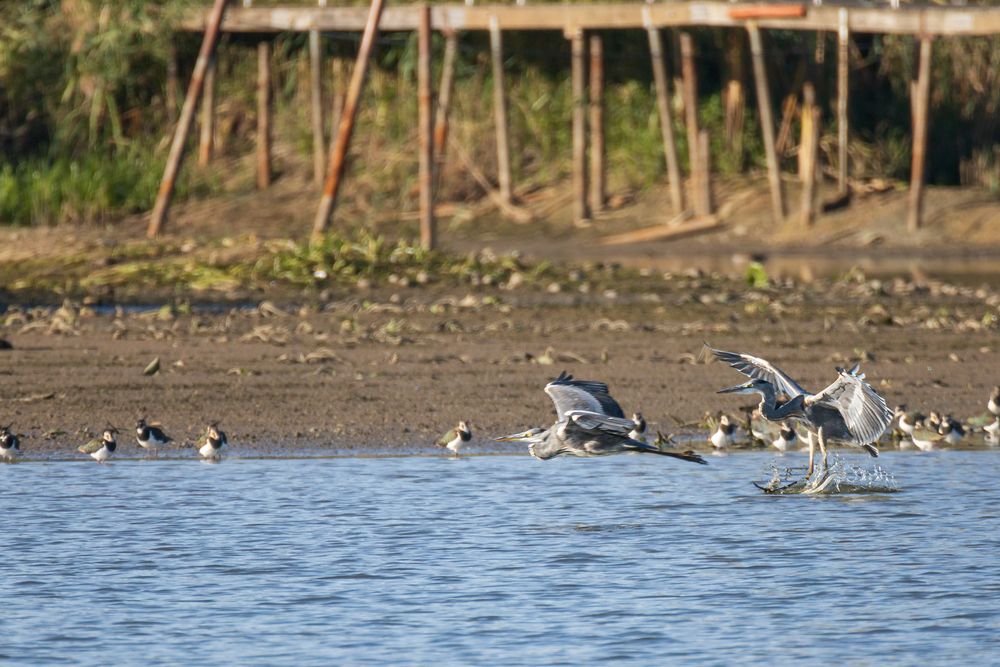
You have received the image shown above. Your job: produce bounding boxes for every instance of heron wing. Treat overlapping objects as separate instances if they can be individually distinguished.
[708,346,808,398]
[565,410,635,437]
[544,371,626,420]
[806,367,893,445]
[78,438,104,454]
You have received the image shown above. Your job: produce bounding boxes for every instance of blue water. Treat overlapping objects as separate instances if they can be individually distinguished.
[2,451,999,665]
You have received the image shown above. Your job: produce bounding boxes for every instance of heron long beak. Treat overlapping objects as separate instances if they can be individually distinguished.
[495,430,532,442]
[717,382,754,395]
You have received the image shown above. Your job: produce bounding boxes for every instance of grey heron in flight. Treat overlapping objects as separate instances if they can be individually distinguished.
[709,347,892,486]
[496,371,707,465]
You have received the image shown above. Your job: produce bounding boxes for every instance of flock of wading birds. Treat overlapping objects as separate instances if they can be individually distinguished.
[1,347,999,484]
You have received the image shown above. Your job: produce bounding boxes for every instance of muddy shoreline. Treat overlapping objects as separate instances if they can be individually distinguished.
[2,270,998,458]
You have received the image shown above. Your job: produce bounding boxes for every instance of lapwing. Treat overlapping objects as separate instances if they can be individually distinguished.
[199,422,227,460]
[136,418,172,457]
[0,424,20,461]
[989,386,1000,418]
[938,416,965,446]
[771,422,798,453]
[436,421,472,455]
[628,413,647,444]
[79,426,118,463]
[985,417,1000,443]
[710,414,737,449]
[910,420,943,451]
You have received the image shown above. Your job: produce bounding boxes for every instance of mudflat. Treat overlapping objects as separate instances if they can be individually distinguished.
[2,269,998,457]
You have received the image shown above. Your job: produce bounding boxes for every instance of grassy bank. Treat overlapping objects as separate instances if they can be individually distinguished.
[1,1,999,227]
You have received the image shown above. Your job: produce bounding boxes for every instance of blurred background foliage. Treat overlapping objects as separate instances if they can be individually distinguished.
[1,0,999,226]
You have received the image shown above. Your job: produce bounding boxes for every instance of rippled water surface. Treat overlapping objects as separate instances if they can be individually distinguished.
[3,451,999,665]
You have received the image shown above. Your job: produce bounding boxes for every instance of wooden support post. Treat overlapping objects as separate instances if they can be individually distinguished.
[908,36,932,232]
[800,81,819,227]
[489,17,513,205]
[837,8,850,195]
[198,53,216,167]
[679,32,706,217]
[329,57,347,140]
[312,0,386,236]
[647,24,684,213]
[589,33,605,215]
[723,30,746,161]
[417,4,435,250]
[166,42,180,124]
[698,129,712,214]
[747,23,785,223]
[148,0,229,237]
[570,28,589,225]
[309,29,326,186]
[433,31,458,197]
[257,41,272,189]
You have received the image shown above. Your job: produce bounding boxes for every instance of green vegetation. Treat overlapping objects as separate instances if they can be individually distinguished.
[1,1,999,227]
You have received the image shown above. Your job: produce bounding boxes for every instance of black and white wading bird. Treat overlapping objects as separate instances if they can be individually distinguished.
[136,418,172,457]
[496,371,707,465]
[710,414,737,449]
[437,421,472,456]
[0,424,20,461]
[989,386,1000,418]
[772,423,798,453]
[710,347,892,487]
[628,413,648,444]
[199,423,227,460]
[79,426,118,463]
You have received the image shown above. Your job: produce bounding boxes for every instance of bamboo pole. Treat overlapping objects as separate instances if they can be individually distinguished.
[198,53,216,167]
[489,17,513,205]
[148,0,229,237]
[570,28,589,225]
[837,8,850,195]
[800,81,819,226]
[433,30,458,197]
[747,22,785,223]
[257,41,272,189]
[908,36,933,232]
[589,33,605,215]
[166,42,180,124]
[312,0,386,236]
[309,29,326,185]
[647,23,684,213]
[679,32,705,216]
[417,4,435,249]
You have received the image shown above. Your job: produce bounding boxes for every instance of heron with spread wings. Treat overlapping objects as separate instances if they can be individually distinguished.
[709,346,892,486]
[496,371,707,465]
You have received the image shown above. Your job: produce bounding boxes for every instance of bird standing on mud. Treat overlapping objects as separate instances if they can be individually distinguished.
[437,421,472,456]
[79,426,118,463]
[938,416,965,446]
[0,424,20,461]
[710,347,892,487]
[772,423,798,453]
[136,418,172,457]
[496,371,706,465]
[710,414,737,449]
[989,386,1000,418]
[199,423,227,460]
[629,413,647,444]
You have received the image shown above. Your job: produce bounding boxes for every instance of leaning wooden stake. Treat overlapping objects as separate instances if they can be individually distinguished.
[647,24,684,213]
[417,4,435,250]
[309,29,326,185]
[679,32,706,217]
[312,0,386,237]
[198,53,216,167]
[908,36,933,233]
[570,29,589,225]
[837,8,850,195]
[433,30,458,198]
[148,0,229,237]
[747,23,785,223]
[589,33,605,215]
[489,17,513,206]
[257,41,272,189]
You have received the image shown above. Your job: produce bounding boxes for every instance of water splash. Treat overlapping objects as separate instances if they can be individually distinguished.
[756,454,899,495]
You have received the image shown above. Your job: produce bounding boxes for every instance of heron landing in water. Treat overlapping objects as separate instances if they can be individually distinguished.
[496,371,706,465]
[709,346,893,488]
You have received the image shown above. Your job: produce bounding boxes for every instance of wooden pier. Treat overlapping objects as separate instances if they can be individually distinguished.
[149,1,1000,242]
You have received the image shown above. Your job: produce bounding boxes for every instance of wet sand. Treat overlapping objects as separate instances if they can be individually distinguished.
[2,271,998,458]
